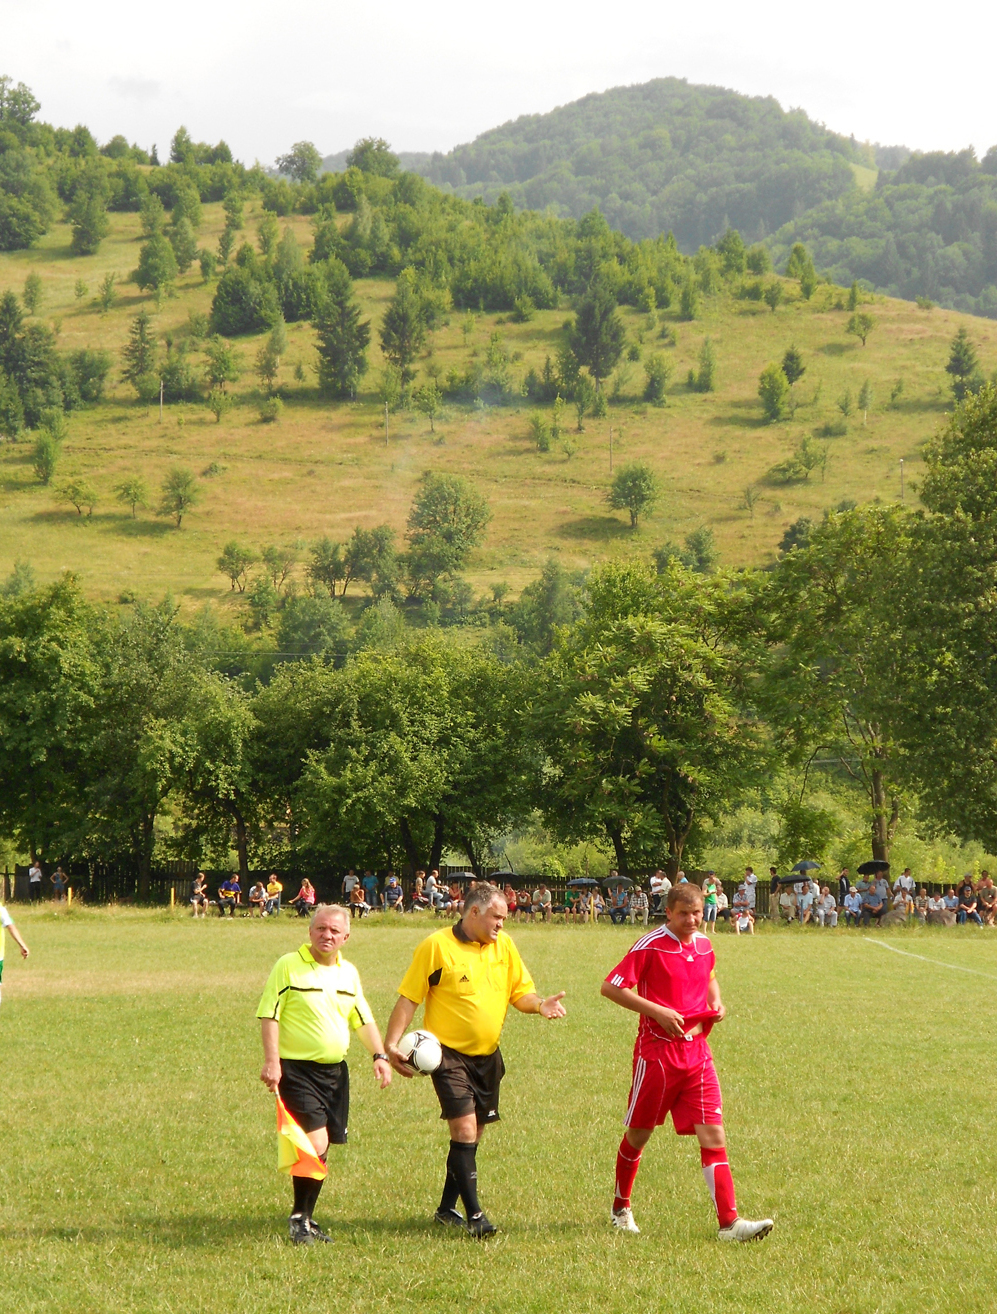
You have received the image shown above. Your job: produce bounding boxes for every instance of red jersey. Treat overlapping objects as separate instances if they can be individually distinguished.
[605,926,716,1056]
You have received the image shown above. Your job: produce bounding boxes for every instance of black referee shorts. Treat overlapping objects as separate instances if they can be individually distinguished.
[278,1059,350,1143]
[431,1044,505,1124]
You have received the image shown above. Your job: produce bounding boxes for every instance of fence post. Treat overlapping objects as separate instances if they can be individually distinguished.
[170,885,175,911]
[67,887,73,907]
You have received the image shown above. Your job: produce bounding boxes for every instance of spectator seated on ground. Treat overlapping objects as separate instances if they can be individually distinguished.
[926,892,954,926]
[943,888,959,915]
[502,884,517,919]
[817,886,837,927]
[957,878,982,925]
[914,888,929,923]
[263,875,282,916]
[860,885,886,927]
[881,889,912,927]
[246,882,267,917]
[797,880,816,926]
[592,890,606,920]
[978,877,997,925]
[288,878,316,917]
[217,876,241,916]
[190,873,209,918]
[732,883,754,935]
[843,886,862,926]
[349,883,370,918]
[532,884,553,923]
[608,883,629,925]
[410,876,430,912]
[383,876,404,912]
[778,886,797,923]
[629,886,649,927]
[515,888,531,921]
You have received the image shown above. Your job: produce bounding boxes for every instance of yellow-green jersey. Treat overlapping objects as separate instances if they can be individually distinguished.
[397,925,536,1056]
[257,944,374,1064]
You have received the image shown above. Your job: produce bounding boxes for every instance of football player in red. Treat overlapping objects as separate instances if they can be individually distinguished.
[601,881,773,1242]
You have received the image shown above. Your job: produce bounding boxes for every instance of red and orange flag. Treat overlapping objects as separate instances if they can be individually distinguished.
[275,1094,327,1180]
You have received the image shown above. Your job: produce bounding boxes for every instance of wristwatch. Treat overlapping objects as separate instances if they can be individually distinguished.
[372,1052,388,1062]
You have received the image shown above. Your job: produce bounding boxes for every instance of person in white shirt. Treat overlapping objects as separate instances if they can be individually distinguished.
[842,887,862,925]
[732,884,754,934]
[28,861,43,903]
[342,869,359,900]
[649,870,671,914]
[0,904,29,1006]
[742,867,758,912]
[816,886,837,927]
[893,868,914,896]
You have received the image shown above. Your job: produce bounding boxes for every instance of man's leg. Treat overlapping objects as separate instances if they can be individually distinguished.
[291,1124,330,1225]
[440,1113,485,1222]
[614,1126,652,1217]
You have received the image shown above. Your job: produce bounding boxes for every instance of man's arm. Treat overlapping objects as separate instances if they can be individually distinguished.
[260,1018,281,1092]
[354,1020,393,1089]
[512,991,566,1019]
[6,922,28,958]
[383,995,419,1077]
[600,980,686,1037]
[706,975,726,1021]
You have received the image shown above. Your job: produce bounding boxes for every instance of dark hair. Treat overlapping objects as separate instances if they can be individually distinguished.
[667,883,704,910]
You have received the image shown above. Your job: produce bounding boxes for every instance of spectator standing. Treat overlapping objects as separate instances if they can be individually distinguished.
[894,867,915,897]
[838,869,851,905]
[289,878,317,918]
[742,868,757,916]
[767,869,780,920]
[873,874,891,910]
[957,878,982,925]
[50,867,68,902]
[361,871,379,908]
[609,884,629,925]
[342,870,359,902]
[190,872,209,918]
[265,875,283,916]
[218,874,241,916]
[629,886,649,927]
[816,886,837,927]
[843,886,862,926]
[701,873,719,933]
[28,860,43,903]
[0,902,29,1007]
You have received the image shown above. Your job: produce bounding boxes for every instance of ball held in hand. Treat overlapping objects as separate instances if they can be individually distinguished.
[399,1028,443,1074]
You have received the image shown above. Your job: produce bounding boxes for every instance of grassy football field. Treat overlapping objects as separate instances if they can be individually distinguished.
[0,909,994,1313]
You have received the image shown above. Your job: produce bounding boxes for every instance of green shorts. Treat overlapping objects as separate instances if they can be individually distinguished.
[0,959,5,982]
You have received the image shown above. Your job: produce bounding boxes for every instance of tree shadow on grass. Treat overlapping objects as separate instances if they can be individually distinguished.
[817,341,854,357]
[555,515,632,542]
[112,516,174,538]
[706,409,769,430]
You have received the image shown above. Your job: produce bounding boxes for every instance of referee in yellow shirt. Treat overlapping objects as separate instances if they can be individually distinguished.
[384,882,565,1235]
[258,904,392,1245]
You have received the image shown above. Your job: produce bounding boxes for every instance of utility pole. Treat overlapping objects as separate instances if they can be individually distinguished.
[609,426,614,473]
[900,458,905,502]
[385,402,389,447]
[159,378,164,424]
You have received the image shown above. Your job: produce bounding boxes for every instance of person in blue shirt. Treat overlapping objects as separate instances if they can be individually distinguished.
[383,875,404,912]
[361,871,379,907]
[218,875,241,916]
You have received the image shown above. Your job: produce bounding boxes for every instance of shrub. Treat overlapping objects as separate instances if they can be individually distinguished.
[258,396,284,424]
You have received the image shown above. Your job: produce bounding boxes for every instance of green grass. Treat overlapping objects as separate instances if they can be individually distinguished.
[1,908,995,1312]
[2,207,997,609]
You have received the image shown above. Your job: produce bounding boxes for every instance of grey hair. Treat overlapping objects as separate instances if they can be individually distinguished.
[463,882,504,915]
[310,903,350,929]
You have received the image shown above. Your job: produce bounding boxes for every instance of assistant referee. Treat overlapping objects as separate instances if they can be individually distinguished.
[258,903,392,1245]
[384,882,565,1235]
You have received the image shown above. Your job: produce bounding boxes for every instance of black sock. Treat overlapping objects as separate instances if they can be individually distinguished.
[292,1174,323,1219]
[444,1140,481,1218]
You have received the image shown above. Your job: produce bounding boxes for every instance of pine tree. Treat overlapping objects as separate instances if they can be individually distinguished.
[378,270,424,388]
[121,310,156,387]
[781,344,806,386]
[169,217,198,274]
[571,271,626,386]
[945,326,984,401]
[314,260,371,397]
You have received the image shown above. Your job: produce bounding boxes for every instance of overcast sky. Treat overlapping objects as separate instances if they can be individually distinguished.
[5,0,996,165]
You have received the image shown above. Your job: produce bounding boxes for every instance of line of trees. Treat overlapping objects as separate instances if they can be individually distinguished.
[5,387,997,885]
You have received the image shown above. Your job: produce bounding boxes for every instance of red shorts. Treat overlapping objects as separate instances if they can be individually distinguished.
[623,1040,723,1135]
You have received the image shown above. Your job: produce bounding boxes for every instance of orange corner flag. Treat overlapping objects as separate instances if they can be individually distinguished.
[275,1094,327,1180]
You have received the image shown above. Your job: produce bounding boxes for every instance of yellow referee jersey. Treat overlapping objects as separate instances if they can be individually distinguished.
[397,925,536,1056]
[257,944,374,1064]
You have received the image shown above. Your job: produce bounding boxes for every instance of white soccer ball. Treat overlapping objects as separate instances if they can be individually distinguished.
[399,1028,442,1074]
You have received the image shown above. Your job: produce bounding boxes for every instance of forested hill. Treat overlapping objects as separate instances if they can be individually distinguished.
[408,78,864,250]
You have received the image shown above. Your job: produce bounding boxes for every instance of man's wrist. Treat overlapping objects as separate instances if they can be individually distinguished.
[372,1052,388,1062]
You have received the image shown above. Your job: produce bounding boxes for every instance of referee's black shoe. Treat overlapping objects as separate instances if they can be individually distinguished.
[288,1214,313,1245]
[307,1219,332,1244]
[434,1207,466,1228]
[467,1211,497,1238]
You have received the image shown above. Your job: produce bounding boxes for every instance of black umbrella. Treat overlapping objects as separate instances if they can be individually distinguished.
[602,875,636,888]
[857,860,891,875]
[792,860,822,872]
[566,877,601,887]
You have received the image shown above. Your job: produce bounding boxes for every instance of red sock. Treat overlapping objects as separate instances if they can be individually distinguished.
[700,1146,737,1227]
[613,1136,643,1211]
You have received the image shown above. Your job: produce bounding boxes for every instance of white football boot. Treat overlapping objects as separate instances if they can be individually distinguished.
[717,1217,774,1242]
[611,1206,641,1234]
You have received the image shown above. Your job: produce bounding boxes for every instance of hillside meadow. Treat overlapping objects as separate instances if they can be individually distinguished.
[2,201,996,610]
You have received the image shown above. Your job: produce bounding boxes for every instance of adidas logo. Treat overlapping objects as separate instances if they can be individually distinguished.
[459,974,469,982]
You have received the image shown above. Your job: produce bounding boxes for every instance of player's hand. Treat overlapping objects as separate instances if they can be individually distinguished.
[539,992,566,1019]
[19,945,28,959]
[260,1060,282,1093]
[713,1002,726,1022]
[386,1044,415,1078]
[372,1058,393,1089]
[653,1006,687,1038]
